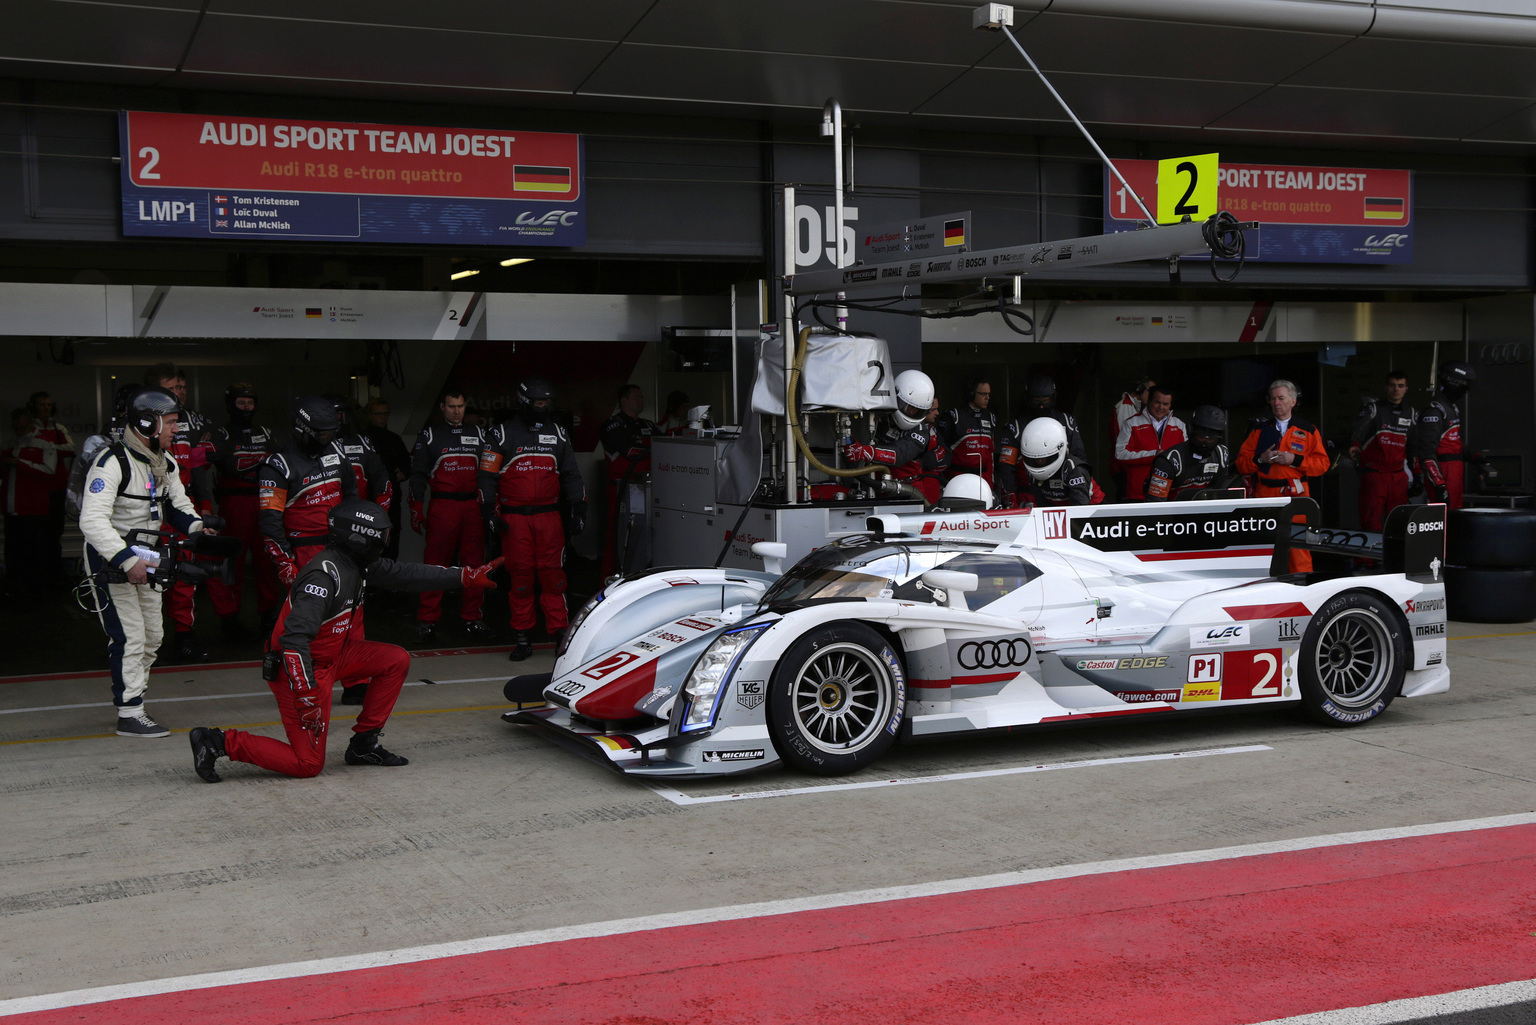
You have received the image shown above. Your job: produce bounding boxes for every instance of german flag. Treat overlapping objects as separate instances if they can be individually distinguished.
[514,165,573,193]
[305,308,322,319]
[943,219,965,247]
[1364,196,1404,219]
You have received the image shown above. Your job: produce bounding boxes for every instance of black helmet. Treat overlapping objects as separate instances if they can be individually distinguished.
[1189,405,1226,456]
[1438,360,1475,394]
[125,386,181,444]
[518,376,553,426]
[1026,374,1057,399]
[226,382,258,424]
[111,382,140,422]
[292,395,341,454]
[327,498,391,566]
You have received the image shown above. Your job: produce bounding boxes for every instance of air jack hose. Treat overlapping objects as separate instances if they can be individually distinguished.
[787,326,885,479]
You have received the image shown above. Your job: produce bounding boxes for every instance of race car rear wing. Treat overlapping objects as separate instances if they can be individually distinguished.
[1276,499,1448,582]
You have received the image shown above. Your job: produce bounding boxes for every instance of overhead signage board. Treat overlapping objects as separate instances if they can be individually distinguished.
[856,212,971,262]
[1105,159,1412,264]
[118,111,584,246]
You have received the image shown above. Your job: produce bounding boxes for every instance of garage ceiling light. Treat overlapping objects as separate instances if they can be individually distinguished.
[500,258,533,268]
[450,269,480,280]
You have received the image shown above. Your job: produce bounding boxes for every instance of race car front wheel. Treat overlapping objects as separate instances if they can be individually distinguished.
[766,623,905,776]
[1298,591,1407,726]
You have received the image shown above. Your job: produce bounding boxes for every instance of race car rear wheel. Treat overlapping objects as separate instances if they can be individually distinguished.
[766,623,905,776]
[1297,591,1406,726]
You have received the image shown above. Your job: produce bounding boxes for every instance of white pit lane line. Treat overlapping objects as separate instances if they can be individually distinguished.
[0,676,509,715]
[1251,979,1536,1025]
[645,744,1272,805]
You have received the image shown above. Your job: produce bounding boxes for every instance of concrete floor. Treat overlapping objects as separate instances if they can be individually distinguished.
[1,621,1533,1004]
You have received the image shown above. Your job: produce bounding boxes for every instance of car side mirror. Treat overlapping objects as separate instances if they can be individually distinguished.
[921,569,979,608]
[752,541,788,575]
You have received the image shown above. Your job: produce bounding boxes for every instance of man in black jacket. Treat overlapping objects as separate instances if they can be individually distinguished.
[189,500,501,781]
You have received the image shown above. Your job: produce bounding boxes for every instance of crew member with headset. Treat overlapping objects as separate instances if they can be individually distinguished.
[1013,417,1103,506]
[1236,380,1330,573]
[480,377,587,662]
[1412,360,1476,510]
[1348,369,1416,532]
[79,387,210,738]
[145,363,216,663]
[188,500,502,782]
[1114,384,1186,501]
[935,374,999,486]
[841,369,951,504]
[1144,405,1232,501]
[599,384,659,578]
[325,393,394,514]
[205,382,278,636]
[409,389,488,642]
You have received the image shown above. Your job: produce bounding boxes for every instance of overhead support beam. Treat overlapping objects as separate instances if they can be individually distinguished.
[784,216,1248,297]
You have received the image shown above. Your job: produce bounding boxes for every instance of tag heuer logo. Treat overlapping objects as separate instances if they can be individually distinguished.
[737,680,765,710]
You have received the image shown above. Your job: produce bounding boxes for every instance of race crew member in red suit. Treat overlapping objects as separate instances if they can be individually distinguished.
[1145,405,1232,501]
[1109,376,1153,498]
[1015,417,1103,506]
[204,382,278,635]
[258,397,360,588]
[3,408,58,597]
[24,391,74,587]
[1115,384,1187,501]
[325,394,393,515]
[409,389,488,642]
[188,500,501,782]
[1348,369,1416,531]
[842,370,951,505]
[1236,379,1331,573]
[935,375,999,486]
[145,364,217,663]
[1411,360,1475,510]
[481,377,587,662]
[599,383,659,578]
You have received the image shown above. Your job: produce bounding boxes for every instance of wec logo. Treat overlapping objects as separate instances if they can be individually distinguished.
[515,210,579,227]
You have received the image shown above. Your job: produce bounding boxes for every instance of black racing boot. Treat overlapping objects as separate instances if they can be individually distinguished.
[344,729,409,767]
[189,726,226,782]
[508,631,533,662]
[173,631,210,664]
[462,619,489,639]
[340,684,368,706]
[415,621,439,643]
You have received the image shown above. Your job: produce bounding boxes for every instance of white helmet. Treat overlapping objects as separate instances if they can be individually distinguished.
[940,473,995,510]
[892,370,935,430]
[1021,417,1068,481]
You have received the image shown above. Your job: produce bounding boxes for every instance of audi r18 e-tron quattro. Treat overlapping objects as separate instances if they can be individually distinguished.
[505,495,1449,777]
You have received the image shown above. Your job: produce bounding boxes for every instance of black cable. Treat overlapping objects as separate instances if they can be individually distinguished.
[1204,211,1248,283]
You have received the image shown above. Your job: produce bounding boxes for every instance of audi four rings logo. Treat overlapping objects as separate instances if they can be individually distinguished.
[957,638,1033,670]
[1480,343,1530,366]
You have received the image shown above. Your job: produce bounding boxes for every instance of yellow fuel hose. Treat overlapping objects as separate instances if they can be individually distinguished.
[787,326,885,478]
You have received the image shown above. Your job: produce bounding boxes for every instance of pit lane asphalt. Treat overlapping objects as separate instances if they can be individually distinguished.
[1,623,1532,1013]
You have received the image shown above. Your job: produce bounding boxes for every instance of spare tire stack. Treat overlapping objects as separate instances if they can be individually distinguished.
[1443,508,1536,623]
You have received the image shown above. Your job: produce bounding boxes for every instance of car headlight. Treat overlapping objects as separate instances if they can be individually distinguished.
[558,590,603,659]
[680,623,768,732]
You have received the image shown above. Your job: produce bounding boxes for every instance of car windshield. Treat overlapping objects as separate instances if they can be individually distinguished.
[760,542,968,608]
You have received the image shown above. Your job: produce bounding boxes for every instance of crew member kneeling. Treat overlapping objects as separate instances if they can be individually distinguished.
[188,500,500,782]
[1014,418,1103,506]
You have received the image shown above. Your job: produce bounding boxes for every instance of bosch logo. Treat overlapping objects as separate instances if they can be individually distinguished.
[957,638,1033,670]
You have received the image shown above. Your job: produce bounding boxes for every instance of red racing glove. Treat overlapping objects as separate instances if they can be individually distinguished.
[409,500,425,534]
[276,556,298,587]
[461,557,504,589]
[844,442,876,463]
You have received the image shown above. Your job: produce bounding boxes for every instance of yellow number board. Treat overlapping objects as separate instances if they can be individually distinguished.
[1156,153,1219,224]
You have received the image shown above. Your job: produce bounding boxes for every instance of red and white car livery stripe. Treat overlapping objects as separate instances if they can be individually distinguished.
[554,614,724,721]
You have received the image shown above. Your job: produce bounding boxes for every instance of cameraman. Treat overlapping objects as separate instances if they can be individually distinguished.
[79,388,209,738]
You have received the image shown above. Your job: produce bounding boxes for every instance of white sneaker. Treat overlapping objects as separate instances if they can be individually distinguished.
[115,709,170,738]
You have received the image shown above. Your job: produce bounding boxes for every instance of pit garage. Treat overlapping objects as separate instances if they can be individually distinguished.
[2,1,1536,1022]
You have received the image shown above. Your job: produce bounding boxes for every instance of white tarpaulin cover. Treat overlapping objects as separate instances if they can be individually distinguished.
[751,330,897,415]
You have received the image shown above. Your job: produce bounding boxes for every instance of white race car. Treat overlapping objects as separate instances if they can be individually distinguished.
[506,496,1450,776]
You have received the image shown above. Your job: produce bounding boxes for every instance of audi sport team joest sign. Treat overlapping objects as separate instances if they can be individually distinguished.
[1103,159,1413,264]
[118,111,585,246]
